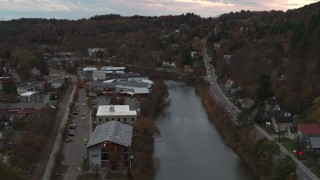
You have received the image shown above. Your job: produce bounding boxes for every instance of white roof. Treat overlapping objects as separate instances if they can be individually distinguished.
[20,91,37,96]
[102,79,116,83]
[83,67,97,72]
[115,85,149,94]
[141,79,154,84]
[100,66,126,71]
[96,105,137,116]
[87,121,133,147]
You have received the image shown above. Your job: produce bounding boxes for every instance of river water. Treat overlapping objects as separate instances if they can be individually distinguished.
[153,81,257,180]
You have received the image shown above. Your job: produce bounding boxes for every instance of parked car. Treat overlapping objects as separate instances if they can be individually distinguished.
[68,131,75,136]
[82,102,86,106]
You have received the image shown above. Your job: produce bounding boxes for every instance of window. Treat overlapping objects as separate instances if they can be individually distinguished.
[132,118,134,121]
[101,153,109,161]
[99,118,101,122]
[118,118,120,121]
[112,118,114,120]
[124,118,126,121]
[106,118,108,122]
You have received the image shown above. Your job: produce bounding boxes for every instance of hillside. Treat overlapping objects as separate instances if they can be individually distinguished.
[208,1,320,116]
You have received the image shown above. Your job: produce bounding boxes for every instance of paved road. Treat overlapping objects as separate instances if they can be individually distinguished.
[36,83,76,180]
[64,88,91,180]
[202,39,318,180]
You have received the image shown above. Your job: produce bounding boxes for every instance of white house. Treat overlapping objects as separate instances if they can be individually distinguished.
[20,91,39,103]
[88,48,106,57]
[96,105,137,126]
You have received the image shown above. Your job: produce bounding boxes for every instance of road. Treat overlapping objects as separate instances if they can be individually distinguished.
[63,88,91,180]
[202,39,318,180]
[32,83,76,180]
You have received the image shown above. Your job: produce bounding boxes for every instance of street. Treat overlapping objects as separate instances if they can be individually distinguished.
[64,88,91,180]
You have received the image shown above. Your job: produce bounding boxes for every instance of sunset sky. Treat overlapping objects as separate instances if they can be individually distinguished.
[0,0,318,20]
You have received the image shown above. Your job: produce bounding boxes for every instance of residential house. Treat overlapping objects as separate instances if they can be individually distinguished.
[239,98,255,109]
[269,109,293,132]
[31,67,41,78]
[223,55,232,64]
[265,96,280,111]
[298,124,320,147]
[88,48,106,57]
[96,105,137,126]
[87,121,132,171]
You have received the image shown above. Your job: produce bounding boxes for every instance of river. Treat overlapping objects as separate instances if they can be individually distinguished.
[153,81,257,180]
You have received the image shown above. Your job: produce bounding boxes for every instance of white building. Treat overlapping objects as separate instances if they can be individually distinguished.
[83,66,98,72]
[88,48,106,57]
[92,71,107,81]
[96,105,137,126]
[20,91,39,103]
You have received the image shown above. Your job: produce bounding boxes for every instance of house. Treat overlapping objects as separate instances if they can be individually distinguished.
[17,81,45,95]
[224,79,234,92]
[88,48,106,57]
[265,96,280,111]
[20,91,39,103]
[310,137,320,151]
[96,105,137,126]
[162,61,176,68]
[223,55,232,64]
[286,126,298,140]
[239,98,255,109]
[31,67,41,77]
[87,121,132,171]
[83,66,98,72]
[267,108,293,132]
[298,124,320,145]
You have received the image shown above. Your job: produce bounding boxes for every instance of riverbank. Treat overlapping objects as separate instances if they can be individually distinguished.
[193,79,275,180]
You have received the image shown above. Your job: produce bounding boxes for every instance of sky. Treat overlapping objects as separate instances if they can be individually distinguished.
[0,0,318,20]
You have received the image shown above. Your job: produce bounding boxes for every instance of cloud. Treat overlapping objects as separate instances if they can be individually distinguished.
[0,0,318,20]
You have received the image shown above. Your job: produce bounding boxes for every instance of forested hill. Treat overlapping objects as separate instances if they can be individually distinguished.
[0,13,209,68]
[1,1,320,117]
[208,1,320,117]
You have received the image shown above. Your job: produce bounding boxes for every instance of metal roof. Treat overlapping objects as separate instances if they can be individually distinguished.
[87,121,133,147]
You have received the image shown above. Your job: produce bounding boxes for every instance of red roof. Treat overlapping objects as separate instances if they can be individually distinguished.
[299,124,320,135]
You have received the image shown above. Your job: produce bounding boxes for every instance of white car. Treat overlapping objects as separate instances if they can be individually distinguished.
[82,102,86,106]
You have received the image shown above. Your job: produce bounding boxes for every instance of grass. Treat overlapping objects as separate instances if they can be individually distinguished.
[77,173,100,180]
[106,172,130,180]
[302,160,320,177]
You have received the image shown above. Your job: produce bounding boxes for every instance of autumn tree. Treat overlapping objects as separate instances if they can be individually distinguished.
[255,74,274,102]
[272,155,296,180]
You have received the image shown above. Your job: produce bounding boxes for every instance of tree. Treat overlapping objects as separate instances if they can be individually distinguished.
[181,46,192,67]
[272,155,296,180]
[2,80,17,95]
[255,74,274,102]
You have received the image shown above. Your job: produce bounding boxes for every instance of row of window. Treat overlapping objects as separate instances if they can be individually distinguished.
[99,117,135,122]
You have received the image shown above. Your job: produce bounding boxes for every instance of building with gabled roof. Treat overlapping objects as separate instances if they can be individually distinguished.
[87,121,132,171]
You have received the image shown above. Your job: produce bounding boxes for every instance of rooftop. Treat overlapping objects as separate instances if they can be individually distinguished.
[20,91,37,96]
[96,105,137,116]
[87,121,132,147]
[299,124,320,135]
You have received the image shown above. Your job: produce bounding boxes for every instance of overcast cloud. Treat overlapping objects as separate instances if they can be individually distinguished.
[0,0,318,20]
